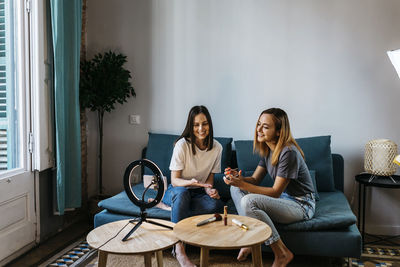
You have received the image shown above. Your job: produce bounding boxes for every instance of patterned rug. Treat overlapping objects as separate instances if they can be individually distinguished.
[39,238,400,267]
[82,245,400,267]
[343,245,400,267]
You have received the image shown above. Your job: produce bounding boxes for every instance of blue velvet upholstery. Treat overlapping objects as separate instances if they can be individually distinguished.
[309,170,320,201]
[296,136,335,192]
[277,191,355,231]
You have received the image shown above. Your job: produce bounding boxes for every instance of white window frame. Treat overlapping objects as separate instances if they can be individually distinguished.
[0,0,30,179]
[31,0,53,172]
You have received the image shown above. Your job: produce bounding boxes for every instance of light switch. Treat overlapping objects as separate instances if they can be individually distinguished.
[129,115,141,125]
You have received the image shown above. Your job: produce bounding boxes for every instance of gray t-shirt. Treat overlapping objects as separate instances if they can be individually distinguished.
[258,145,315,197]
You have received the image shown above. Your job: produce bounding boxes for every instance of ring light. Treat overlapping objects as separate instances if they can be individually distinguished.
[123,159,165,209]
[122,159,172,242]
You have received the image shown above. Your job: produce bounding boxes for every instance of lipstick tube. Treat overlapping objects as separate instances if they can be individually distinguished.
[223,206,228,226]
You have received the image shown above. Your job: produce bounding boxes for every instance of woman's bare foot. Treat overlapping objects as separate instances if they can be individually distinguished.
[237,247,251,261]
[175,242,196,267]
[148,198,171,211]
[270,239,294,267]
[271,250,293,267]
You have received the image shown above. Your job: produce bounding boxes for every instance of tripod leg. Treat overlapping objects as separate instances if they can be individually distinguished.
[146,219,173,230]
[122,220,143,241]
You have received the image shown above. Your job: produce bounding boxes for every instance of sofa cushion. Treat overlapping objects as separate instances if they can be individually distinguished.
[213,173,231,200]
[235,140,259,171]
[145,133,233,184]
[309,170,320,201]
[276,191,356,231]
[235,136,335,192]
[296,136,335,192]
[98,184,171,220]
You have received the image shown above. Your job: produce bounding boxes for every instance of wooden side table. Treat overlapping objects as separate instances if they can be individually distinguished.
[87,219,178,267]
[174,214,271,267]
[356,173,400,248]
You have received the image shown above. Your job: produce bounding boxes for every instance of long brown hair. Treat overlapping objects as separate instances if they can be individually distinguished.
[176,105,214,155]
[253,108,304,165]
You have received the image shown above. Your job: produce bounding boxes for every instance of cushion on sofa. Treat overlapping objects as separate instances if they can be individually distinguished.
[235,136,335,192]
[295,136,335,192]
[98,184,171,220]
[276,191,356,231]
[144,133,233,184]
[213,173,231,200]
[309,170,320,201]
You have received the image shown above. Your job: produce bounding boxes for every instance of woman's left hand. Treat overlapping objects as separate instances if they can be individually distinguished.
[205,187,220,199]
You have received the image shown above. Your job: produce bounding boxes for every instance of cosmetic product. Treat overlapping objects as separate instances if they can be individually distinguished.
[196,213,222,226]
[224,206,228,226]
[232,218,249,230]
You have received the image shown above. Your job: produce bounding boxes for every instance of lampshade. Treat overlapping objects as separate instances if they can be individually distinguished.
[387,49,400,79]
[364,139,398,176]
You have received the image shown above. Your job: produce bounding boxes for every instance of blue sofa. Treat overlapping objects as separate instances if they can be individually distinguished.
[95,133,362,259]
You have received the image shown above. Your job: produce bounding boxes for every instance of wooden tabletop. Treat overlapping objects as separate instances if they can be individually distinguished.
[87,219,178,254]
[173,214,271,249]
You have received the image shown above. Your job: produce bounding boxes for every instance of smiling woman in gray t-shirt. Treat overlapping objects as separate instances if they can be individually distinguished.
[224,108,316,267]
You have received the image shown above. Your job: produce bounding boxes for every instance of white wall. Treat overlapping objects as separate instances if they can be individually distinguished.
[86,0,400,235]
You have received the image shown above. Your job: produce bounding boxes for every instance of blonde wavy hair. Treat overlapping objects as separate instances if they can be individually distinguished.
[253,108,304,165]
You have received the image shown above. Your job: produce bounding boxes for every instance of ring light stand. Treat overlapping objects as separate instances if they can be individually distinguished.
[122,159,172,242]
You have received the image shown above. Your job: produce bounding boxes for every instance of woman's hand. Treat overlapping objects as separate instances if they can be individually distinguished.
[223,167,243,187]
[187,178,213,188]
[205,187,220,199]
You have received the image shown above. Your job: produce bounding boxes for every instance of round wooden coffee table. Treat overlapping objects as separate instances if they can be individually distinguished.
[174,214,271,267]
[87,219,178,267]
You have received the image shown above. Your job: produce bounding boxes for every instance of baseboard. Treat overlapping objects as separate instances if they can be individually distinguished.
[365,224,400,236]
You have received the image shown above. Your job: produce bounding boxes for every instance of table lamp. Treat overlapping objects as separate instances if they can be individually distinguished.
[387,49,400,170]
[364,139,398,183]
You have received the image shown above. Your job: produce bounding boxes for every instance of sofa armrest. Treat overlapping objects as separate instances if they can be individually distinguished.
[332,154,344,192]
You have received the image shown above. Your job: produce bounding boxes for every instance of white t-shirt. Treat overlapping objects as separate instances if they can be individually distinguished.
[169,138,222,185]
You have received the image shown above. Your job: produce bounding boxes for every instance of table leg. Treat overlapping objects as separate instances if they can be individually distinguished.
[144,252,152,267]
[98,250,108,267]
[357,182,361,229]
[251,244,262,267]
[200,247,209,267]
[156,250,163,267]
[362,184,366,249]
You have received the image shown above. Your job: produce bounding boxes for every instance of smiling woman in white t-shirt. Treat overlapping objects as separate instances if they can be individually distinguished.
[161,105,223,267]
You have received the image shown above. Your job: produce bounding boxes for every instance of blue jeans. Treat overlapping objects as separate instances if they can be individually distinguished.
[230,186,315,245]
[162,185,224,223]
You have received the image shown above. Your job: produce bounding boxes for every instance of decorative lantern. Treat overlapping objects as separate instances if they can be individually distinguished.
[364,139,398,176]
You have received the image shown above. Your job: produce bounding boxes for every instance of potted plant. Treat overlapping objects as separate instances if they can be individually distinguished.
[80,51,135,199]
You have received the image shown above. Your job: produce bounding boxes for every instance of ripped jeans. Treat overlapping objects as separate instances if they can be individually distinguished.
[230,186,315,245]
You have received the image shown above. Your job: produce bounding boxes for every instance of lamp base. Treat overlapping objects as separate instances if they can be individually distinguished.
[368,175,397,183]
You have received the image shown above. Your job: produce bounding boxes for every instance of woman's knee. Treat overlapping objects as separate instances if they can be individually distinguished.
[230,185,240,196]
[240,194,266,214]
[240,194,253,211]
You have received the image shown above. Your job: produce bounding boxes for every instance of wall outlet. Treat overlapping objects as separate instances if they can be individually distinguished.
[129,115,141,125]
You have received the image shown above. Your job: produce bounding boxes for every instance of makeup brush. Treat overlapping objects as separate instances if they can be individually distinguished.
[196,213,222,226]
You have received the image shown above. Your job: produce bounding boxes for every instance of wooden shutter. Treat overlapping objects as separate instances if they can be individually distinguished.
[0,0,7,170]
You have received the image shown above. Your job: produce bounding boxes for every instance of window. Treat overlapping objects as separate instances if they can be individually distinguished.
[0,0,21,173]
